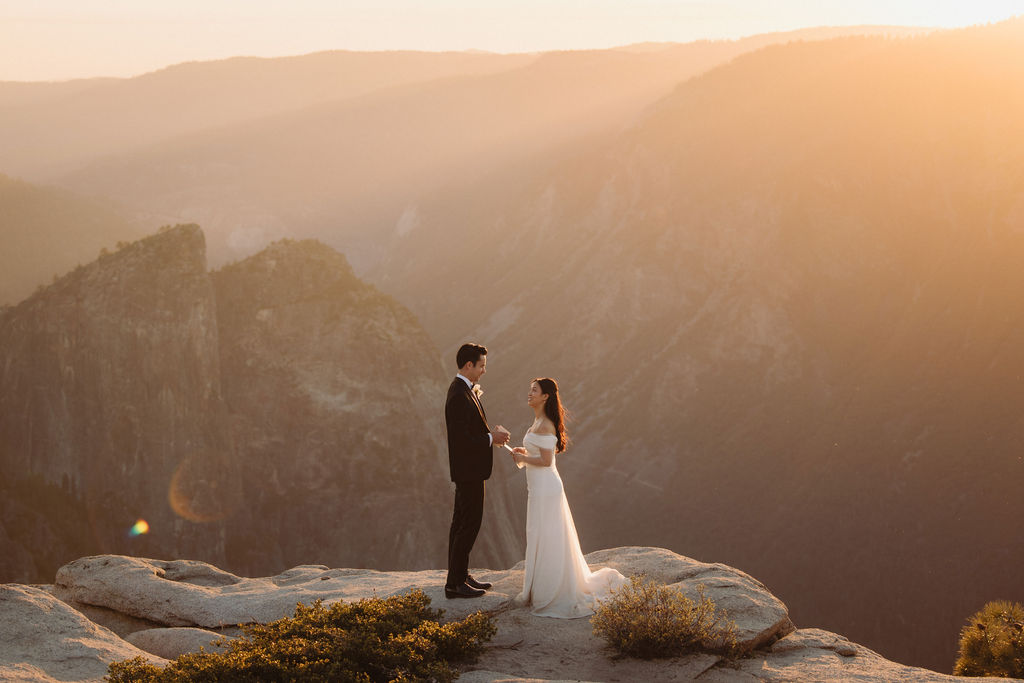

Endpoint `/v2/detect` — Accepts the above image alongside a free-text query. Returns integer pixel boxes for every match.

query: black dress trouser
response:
[446,480,484,587]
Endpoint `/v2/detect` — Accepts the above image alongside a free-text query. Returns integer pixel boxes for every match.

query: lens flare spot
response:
[129,519,150,537]
[168,457,234,523]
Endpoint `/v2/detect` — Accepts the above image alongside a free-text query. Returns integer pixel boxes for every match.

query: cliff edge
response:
[2,546,1001,683]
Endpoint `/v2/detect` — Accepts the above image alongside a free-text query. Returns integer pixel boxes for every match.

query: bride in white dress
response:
[510,377,626,618]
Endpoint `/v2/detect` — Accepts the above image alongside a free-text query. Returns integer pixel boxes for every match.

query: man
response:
[444,342,510,598]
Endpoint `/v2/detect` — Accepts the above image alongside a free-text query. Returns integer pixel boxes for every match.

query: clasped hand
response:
[492,425,511,446]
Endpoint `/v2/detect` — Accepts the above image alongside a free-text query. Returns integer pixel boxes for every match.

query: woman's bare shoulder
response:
[535,418,557,436]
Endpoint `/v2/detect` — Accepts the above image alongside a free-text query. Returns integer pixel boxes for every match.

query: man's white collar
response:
[456,373,473,388]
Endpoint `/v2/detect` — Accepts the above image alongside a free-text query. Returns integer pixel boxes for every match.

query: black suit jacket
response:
[445,377,493,482]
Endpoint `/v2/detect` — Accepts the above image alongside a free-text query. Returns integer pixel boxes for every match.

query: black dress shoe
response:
[444,582,485,599]
[465,575,492,591]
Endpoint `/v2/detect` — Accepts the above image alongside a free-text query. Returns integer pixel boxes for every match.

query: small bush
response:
[106,589,495,682]
[954,600,1024,678]
[591,575,739,660]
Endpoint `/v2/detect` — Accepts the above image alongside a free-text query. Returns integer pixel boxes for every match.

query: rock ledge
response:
[3,547,1002,682]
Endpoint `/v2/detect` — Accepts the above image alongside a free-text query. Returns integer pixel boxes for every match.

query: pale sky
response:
[1,0,1022,82]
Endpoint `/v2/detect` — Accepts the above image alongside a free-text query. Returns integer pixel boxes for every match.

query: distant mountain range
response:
[3,19,1022,673]
[0,27,923,279]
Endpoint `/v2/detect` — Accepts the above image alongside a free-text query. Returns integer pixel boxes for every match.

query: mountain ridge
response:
[0,224,482,584]
[0,26,928,274]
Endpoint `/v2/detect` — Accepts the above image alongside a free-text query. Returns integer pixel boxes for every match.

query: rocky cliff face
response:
[212,239,452,572]
[0,225,237,580]
[0,225,455,583]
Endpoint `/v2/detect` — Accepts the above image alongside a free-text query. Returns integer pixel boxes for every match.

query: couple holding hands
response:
[443,343,625,618]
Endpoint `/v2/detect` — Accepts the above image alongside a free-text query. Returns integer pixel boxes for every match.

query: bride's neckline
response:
[526,430,556,438]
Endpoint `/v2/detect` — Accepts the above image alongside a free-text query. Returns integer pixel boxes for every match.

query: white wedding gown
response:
[516,432,627,618]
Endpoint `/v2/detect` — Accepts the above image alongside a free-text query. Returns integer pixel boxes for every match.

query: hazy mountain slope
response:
[0,78,118,108]
[368,19,1024,671]
[48,27,920,268]
[0,51,536,178]
[55,48,717,265]
[0,174,147,305]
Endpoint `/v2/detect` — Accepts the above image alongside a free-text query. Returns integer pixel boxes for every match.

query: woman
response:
[510,377,626,618]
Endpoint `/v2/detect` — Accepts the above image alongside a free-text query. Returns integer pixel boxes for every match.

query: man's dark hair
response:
[456,343,487,369]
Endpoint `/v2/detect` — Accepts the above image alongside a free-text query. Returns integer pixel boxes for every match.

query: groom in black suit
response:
[444,342,510,599]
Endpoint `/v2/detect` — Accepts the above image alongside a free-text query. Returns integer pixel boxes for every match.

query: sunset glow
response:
[1,0,1020,81]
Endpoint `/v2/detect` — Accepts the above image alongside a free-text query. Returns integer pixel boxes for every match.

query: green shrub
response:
[954,600,1024,678]
[106,590,495,682]
[591,575,739,660]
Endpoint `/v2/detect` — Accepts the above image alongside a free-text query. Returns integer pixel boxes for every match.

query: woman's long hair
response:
[534,377,569,453]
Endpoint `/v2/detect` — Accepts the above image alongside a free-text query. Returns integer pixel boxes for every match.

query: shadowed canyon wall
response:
[0,226,236,578]
[0,226,517,584]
